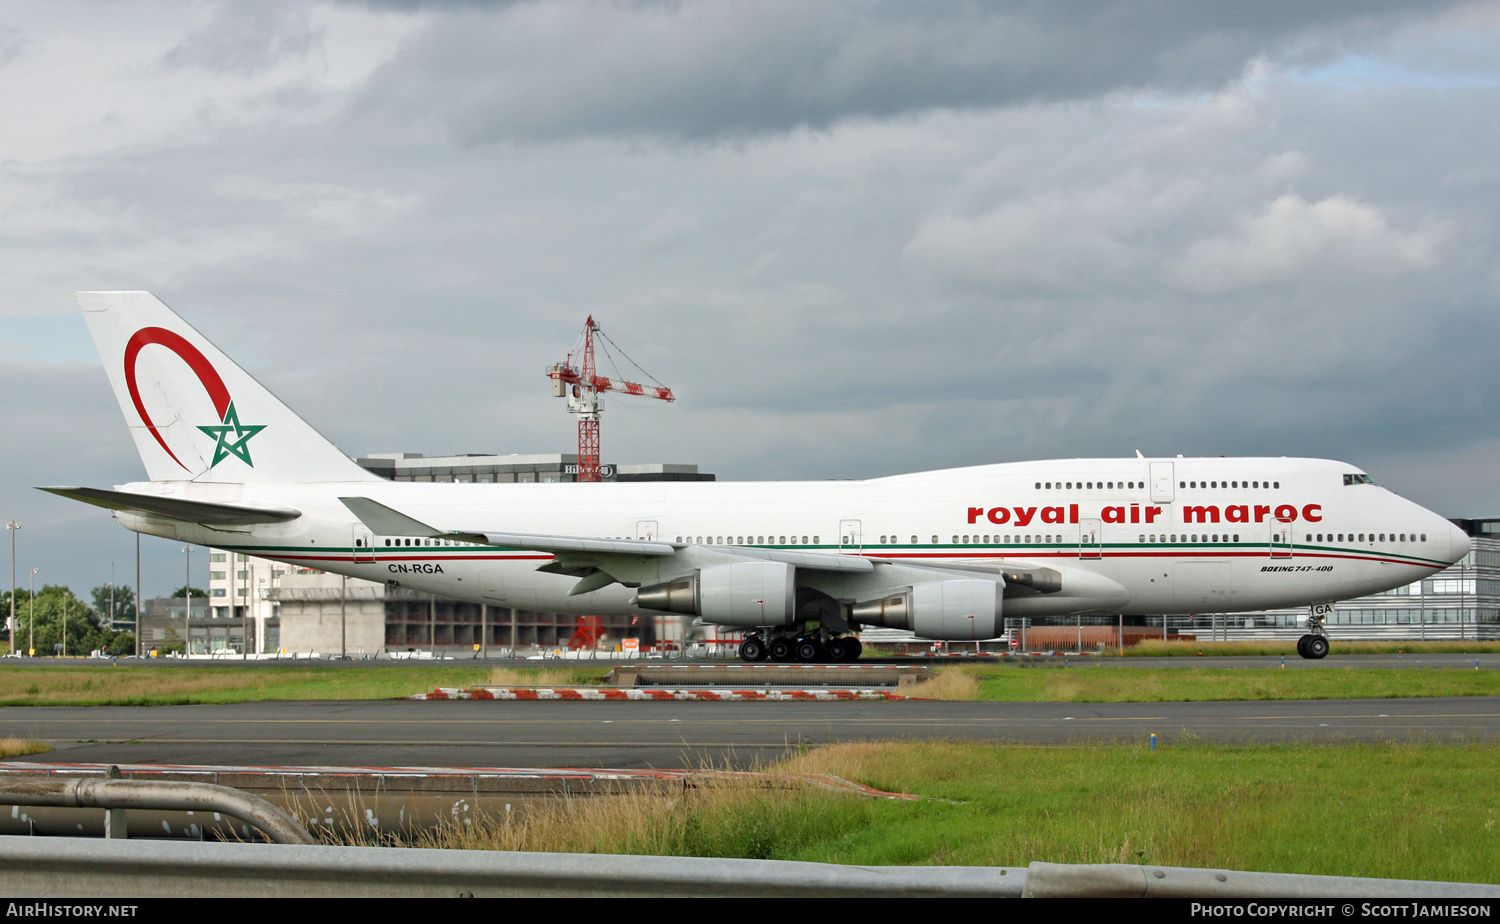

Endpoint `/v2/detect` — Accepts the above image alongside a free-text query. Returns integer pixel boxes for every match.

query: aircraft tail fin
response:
[78,291,381,484]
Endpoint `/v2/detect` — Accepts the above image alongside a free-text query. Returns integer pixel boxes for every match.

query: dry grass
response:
[909,670,982,700]
[484,666,598,687]
[293,773,873,858]
[0,736,51,758]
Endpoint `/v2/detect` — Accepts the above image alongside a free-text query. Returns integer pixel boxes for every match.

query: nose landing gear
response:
[1296,634,1329,659]
[1296,605,1332,659]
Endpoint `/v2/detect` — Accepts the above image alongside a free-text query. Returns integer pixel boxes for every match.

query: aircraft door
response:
[1079,517,1102,559]
[353,526,375,563]
[1150,462,1175,504]
[1270,519,1293,559]
[839,519,862,551]
[636,520,658,541]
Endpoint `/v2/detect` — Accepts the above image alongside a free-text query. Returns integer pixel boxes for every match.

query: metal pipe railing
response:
[0,776,315,845]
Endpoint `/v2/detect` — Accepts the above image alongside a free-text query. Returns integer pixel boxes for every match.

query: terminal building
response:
[194,453,713,656]
[169,451,1496,655]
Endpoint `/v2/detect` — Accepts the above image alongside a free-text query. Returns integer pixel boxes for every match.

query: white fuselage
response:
[115,456,1468,624]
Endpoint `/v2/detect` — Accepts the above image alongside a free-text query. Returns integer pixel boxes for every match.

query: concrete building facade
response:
[201,453,708,655]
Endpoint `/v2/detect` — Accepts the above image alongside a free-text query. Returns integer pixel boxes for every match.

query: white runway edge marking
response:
[411,687,914,701]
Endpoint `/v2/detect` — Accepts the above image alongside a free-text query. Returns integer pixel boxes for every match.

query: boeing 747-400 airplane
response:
[43,292,1470,661]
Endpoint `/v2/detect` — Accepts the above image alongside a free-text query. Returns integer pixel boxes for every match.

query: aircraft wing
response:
[39,486,302,526]
[340,496,1056,605]
[338,496,876,574]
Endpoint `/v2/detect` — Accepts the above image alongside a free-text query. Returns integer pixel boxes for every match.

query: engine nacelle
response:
[851,579,1002,640]
[634,561,796,627]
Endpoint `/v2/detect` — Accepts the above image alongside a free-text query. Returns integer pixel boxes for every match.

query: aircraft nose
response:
[1447,519,1472,565]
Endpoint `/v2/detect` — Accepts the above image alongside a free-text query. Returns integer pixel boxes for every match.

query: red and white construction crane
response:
[546,316,674,482]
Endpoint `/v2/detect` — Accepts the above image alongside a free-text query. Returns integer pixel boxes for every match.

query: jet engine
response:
[634,561,796,627]
[851,579,1002,640]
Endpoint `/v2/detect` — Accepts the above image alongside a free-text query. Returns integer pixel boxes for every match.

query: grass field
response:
[925,664,1500,702]
[0,664,610,706]
[386,740,1498,883]
[1123,639,1500,657]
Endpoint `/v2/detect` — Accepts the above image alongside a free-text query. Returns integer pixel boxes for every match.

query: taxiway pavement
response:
[3,696,1497,769]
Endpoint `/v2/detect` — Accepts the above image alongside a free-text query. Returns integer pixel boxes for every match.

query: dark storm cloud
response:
[354,0,1455,142]
[5,1,1500,596]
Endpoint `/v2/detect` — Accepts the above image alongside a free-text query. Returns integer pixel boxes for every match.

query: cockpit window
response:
[1343,473,1375,486]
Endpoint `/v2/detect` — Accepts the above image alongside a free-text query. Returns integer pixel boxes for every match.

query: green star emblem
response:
[197,401,266,468]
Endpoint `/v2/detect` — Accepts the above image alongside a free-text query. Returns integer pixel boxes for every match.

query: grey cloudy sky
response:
[1,0,1498,597]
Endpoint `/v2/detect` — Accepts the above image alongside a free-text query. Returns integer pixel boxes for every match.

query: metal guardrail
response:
[0,777,314,845]
[1020,863,1500,899]
[0,837,1495,898]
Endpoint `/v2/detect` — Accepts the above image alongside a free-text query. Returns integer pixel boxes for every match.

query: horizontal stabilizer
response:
[39,486,301,526]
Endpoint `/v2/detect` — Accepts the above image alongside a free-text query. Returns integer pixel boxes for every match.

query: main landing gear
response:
[738,631,862,663]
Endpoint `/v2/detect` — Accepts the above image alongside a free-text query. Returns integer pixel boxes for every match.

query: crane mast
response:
[546,316,674,482]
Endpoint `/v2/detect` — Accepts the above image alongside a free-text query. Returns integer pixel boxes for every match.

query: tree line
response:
[0,584,143,656]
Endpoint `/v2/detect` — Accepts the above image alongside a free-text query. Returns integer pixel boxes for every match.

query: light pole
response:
[181,545,194,655]
[5,522,17,647]
[28,568,36,657]
[134,533,141,658]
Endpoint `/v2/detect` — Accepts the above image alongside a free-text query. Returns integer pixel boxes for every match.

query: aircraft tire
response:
[769,638,795,662]
[825,638,849,662]
[795,639,821,662]
[846,638,862,661]
[1305,635,1329,659]
[1296,634,1312,658]
[739,638,767,662]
